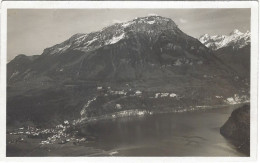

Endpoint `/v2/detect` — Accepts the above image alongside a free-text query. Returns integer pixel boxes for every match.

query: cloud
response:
[179,18,188,24]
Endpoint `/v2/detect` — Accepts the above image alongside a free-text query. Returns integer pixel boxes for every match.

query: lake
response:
[7,105,246,156]
[77,105,246,156]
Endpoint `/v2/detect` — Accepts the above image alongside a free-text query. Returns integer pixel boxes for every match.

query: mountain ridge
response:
[7,15,250,126]
[198,29,250,78]
[8,15,215,83]
[199,29,250,51]
[42,15,180,56]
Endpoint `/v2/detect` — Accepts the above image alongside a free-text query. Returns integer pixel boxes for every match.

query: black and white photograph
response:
[0,1,258,160]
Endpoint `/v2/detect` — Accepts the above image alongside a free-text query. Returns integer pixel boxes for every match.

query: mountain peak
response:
[199,29,250,50]
[42,15,180,56]
[127,15,176,27]
[230,29,243,35]
[201,34,209,37]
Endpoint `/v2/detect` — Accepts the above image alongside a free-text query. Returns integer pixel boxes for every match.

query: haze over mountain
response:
[7,16,249,127]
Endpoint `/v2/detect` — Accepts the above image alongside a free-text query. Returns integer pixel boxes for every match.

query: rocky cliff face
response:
[220,104,250,155]
[7,16,250,126]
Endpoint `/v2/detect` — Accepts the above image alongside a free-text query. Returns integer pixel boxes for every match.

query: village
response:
[7,120,88,145]
[7,86,248,146]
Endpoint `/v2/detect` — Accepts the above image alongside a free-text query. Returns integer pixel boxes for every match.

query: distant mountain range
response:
[199,29,250,78]
[199,29,250,51]
[7,16,250,127]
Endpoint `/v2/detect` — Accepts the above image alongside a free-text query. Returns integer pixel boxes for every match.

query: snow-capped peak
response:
[230,29,243,36]
[199,29,250,50]
[42,15,178,56]
[199,34,210,44]
[122,15,173,27]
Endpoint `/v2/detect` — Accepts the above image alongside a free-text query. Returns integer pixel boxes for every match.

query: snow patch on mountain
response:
[105,33,125,45]
[199,29,250,50]
[42,15,177,56]
[147,20,155,24]
[122,21,135,28]
[86,37,98,46]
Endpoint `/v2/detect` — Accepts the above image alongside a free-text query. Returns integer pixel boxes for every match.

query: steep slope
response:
[220,104,250,155]
[7,54,39,82]
[7,16,249,126]
[199,29,250,79]
[9,16,215,83]
[215,45,250,78]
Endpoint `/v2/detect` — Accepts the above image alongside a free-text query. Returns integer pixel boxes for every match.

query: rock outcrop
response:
[220,104,250,155]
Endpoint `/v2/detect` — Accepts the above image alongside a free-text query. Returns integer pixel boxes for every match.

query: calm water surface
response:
[79,106,246,156]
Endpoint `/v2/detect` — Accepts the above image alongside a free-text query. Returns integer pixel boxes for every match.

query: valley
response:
[6,15,251,156]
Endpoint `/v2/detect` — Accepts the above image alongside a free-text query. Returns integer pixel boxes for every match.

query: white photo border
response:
[0,1,258,162]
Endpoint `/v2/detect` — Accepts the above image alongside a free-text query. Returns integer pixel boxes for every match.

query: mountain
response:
[199,30,250,78]
[7,54,39,82]
[199,29,250,51]
[7,16,249,127]
[8,15,215,83]
[214,44,250,78]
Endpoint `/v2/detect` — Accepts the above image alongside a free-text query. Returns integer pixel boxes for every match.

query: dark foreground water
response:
[7,105,246,156]
[78,106,245,156]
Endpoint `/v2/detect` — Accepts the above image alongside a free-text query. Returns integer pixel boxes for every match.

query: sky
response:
[7,9,250,61]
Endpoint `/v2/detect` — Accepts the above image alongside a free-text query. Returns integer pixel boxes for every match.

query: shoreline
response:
[6,104,247,157]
